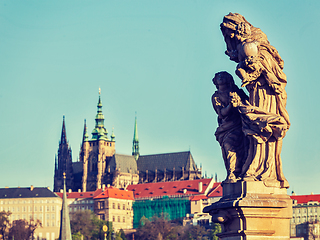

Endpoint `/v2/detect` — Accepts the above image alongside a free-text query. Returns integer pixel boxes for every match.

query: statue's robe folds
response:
[237,92,289,188]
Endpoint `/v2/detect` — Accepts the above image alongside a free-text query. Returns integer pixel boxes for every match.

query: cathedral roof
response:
[0,187,58,199]
[137,151,198,173]
[109,154,138,174]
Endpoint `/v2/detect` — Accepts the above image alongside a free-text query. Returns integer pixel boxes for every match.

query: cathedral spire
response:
[59,173,72,240]
[54,116,73,192]
[91,89,108,141]
[60,116,67,145]
[82,119,88,143]
[132,113,139,160]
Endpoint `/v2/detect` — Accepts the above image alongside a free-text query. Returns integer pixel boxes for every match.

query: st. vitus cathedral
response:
[54,92,202,192]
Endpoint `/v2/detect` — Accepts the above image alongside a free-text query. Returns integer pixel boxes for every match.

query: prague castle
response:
[54,92,202,192]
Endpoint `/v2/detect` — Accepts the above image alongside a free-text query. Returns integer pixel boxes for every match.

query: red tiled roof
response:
[290,194,320,204]
[127,179,217,199]
[190,195,208,201]
[55,187,133,200]
[207,183,223,198]
[94,187,134,200]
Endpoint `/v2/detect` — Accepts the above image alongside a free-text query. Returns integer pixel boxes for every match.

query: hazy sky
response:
[1,1,319,195]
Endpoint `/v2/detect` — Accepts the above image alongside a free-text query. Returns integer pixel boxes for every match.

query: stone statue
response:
[213,13,290,188]
[211,71,248,183]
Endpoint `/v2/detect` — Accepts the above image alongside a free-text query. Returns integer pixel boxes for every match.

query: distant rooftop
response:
[0,187,58,199]
[55,187,134,200]
[291,194,320,205]
[127,178,221,200]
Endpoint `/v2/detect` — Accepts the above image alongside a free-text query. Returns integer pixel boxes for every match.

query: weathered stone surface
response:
[204,182,292,239]
[212,13,290,189]
[207,13,292,239]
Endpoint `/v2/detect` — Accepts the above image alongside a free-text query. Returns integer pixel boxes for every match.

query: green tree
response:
[8,219,41,240]
[91,217,112,240]
[135,216,178,240]
[119,229,127,240]
[181,225,208,240]
[0,211,11,240]
[210,223,221,240]
[70,210,95,239]
[72,231,83,240]
[70,210,112,240]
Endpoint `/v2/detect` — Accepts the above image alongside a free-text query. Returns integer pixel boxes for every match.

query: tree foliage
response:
[0,211,11,240]
[70,210,112,240]
[8,219,41,240]
[135,216,221,240]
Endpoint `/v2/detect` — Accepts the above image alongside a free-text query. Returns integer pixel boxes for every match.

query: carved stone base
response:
[203,181,292,240]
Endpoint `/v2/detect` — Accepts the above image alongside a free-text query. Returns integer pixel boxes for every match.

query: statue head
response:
[213,71,235,90]
[235,22,251,39]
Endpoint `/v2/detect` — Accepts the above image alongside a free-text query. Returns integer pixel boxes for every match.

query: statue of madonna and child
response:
[212,13,290,189]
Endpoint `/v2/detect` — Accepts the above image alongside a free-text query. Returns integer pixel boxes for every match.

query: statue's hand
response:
[230,92,241,108]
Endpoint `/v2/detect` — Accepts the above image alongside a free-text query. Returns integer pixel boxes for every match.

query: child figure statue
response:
[211,71,248,184]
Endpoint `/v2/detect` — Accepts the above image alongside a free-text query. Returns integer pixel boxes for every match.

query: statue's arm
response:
[211,94,232,119]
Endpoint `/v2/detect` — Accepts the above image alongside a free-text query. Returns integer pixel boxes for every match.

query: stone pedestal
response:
[203,181,292,240]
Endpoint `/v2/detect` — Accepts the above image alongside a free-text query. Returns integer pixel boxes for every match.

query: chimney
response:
[30,185,34,191]
[60,189,63,193]
[78,189,81,193]
[102,184,106,191]
[198,182,203,193]
[68,189,72,193]
[107,184,110,188]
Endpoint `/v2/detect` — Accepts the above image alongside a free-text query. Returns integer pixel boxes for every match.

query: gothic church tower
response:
[80,91,116,191]
[54,116,74,192]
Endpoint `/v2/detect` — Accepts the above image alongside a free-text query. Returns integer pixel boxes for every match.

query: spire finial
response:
[59,172,72,240]
[132,113,140,160]
[111,126,115,141]
[99,87,101,95]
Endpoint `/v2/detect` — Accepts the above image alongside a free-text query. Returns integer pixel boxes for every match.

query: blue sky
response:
[0,0,319,195]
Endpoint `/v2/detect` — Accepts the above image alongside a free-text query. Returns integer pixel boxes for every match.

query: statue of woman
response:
[220,13,290,188]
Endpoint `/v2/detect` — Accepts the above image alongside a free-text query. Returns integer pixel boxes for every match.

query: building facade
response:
[127,178,221,228]
[290,193,320,239]
[56,186,134,231]
[0,186,62,240]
